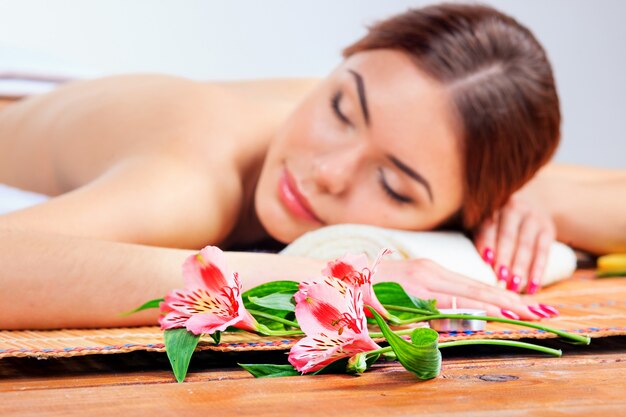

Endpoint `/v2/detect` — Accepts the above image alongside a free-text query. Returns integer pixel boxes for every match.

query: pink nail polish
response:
[527,278,540,295]
[539,304,560,317]
[500,309,520,320]
[507,274,522,292]
[497,265,510,282]
[482,248,495,266]
[528,306,550,319]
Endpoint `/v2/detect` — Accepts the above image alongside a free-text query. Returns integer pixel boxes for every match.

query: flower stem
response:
[365,337,562,359]
[388,310,590,345]
[439,339,562,357]
[264,329,305,337]
[365,346,393,357]
[247,309,301,329]
[369,329,415,338]
[383,304,435,316]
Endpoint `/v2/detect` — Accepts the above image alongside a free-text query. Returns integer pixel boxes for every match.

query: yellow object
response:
[597,254,626,273]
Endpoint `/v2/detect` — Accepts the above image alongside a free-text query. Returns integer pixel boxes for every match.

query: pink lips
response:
[278,168,321,223]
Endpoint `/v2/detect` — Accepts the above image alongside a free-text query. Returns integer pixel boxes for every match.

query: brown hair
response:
[343,3,561,230]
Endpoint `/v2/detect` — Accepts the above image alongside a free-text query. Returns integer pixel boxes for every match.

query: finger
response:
[526,229,555,294]
[426,291,510,318]
[495,207,523,285]
[418,258,518,301]
[473,213,499,267]
[509,215,541,293]
[423,290,538,321]
[400,260,552,320]
[419,261,537,320]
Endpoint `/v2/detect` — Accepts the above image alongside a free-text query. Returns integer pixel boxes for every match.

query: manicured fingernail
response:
[497,265,510,282]
[528,306,550,319]
[527,278,540,295]
[539,304,560,317]
[500,309,520,320]
[482,248,495,266]
[507,274,522,292]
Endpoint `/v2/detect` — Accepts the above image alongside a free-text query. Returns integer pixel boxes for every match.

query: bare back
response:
[0,74,321,248]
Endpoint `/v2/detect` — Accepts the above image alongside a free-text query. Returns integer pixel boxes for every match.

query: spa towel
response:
[281,224,576,287]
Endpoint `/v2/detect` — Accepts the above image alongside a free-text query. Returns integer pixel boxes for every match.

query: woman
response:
[0,4,624,329]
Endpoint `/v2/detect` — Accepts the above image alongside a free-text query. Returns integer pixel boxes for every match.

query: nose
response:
[312,145,366,195]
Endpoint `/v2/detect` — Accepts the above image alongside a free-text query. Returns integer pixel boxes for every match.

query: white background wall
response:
[0,0,624,168]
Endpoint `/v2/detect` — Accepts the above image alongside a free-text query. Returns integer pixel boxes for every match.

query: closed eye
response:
[331,90,351,125]
[378,168,413,204]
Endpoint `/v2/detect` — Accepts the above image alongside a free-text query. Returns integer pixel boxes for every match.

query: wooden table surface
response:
[1,335,624,417]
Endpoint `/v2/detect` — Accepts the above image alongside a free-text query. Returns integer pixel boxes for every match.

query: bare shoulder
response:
[0,74,320,247]
[540,162,626,181]
[0,74,241,194]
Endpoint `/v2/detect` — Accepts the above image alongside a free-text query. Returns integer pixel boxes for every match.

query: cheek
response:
[323,185,402,226]
[282,98,339,152]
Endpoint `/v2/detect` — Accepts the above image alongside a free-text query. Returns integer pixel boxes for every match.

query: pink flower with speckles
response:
[323,249,392,319]
[288,277,380,374]
[159,246,260,335]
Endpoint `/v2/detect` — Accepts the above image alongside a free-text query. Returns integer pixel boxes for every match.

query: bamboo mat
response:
[1,272,624,359]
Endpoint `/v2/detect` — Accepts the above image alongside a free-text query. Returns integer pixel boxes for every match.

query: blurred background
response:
[0,0,624,168]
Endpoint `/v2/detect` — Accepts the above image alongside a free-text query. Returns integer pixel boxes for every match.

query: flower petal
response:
[235,307,261,333]
[288,334,351,373]
[324,250,392,320]
[182,246,232,292]
[164,288,235,317]
[288,333,380,374]
[158,301,191,330]
[185,311,241,335]
[322,253,370,284]
[295,278,362,336]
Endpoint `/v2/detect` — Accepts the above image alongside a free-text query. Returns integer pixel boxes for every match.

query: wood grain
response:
[1,338,624,417]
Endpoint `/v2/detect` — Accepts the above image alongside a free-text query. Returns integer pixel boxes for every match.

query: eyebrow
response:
[347,69,432,203]
[347,69,370,126]
[386,154,434,203]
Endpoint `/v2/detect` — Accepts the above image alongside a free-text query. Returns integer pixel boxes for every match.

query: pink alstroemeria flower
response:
[288,277,381,374]
[159,246,259,335]
[323,249,391,319]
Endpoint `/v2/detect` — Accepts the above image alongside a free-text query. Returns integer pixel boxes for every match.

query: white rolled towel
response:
[281,224,576,287]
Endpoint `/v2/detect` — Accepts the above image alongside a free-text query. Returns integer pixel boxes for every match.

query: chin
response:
[261,215,303,244]
[254,197,298,244]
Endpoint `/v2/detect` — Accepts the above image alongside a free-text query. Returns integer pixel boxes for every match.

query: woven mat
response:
[1,272,624,359]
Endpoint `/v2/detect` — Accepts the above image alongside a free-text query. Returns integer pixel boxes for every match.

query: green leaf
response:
[163,328,201,383]
[373,282,439,319]
[242,281,299,330]
[248,292,295,312]
[409,295,439,314]
[120,298,164,316]
[210,331,221,345]
[312,352,380,376]
[368,307,441,380]
[238,363,300,378]
[242,281,300,299]
[312,357,350,375]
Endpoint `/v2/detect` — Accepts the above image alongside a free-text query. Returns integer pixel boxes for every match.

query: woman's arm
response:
[1,227,540,330]
[522,163,626,254]
[0,228,327,330]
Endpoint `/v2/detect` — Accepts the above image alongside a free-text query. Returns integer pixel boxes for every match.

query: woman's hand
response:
[378,258,558,320]
[473,192,556,294]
